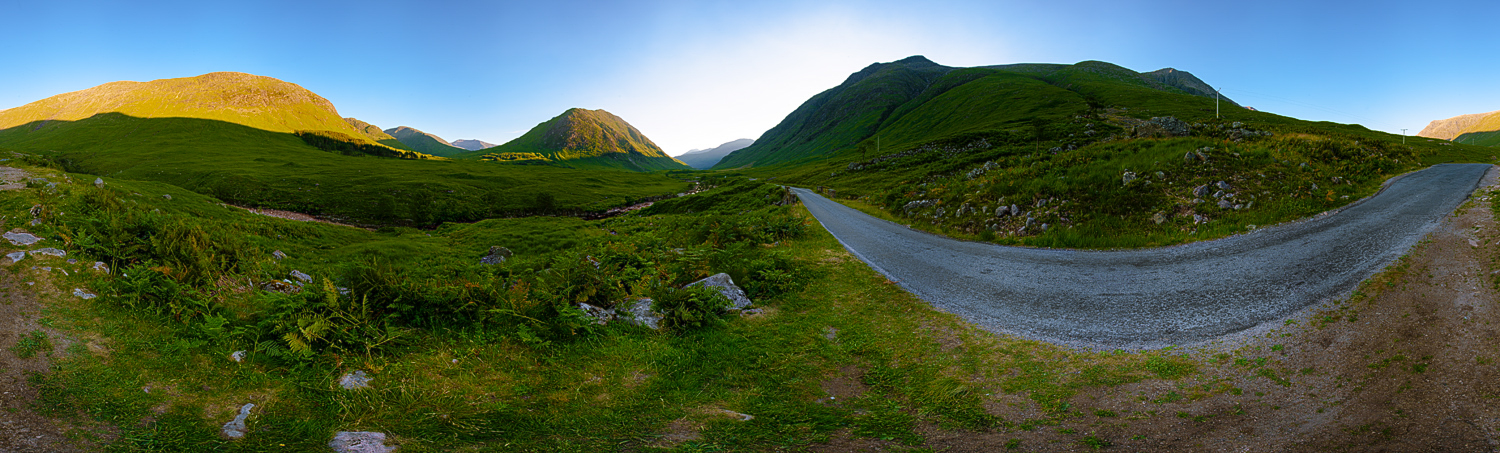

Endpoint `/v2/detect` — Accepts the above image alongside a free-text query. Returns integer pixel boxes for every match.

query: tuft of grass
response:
[10,330,52,358]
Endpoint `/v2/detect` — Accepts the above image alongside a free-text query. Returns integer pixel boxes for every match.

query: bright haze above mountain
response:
[4,0,1499,154]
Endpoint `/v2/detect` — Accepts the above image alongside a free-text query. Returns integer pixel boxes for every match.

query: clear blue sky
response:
[3,0,1497,154]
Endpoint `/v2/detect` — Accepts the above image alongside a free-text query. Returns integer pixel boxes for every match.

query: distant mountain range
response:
[1420,110,1500,147]
[344,117,413,150]
[450,139,496,151]
[459,108,688,171]
[384,126,467,157]
[715,56,1241,169]
[676,138,753,169]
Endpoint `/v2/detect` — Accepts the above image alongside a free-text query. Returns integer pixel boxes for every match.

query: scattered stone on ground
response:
[289,270,312,283]
[91,261,108,273]
[162,194,171,200]
[4,231,41,246]
[685,273,753,310]
[622,298,661,330]
[339,370,372,390]
[93,178,103,188]
[329,431,397,453]
[71,288,96,300]
[230,350,246,363]
[260,280,299,293]
[220,403,254,439]
[6,251,24,263]
[578,303,615,325]
[272,250,287,260]
[31,248,65,258]
[479,246,512,265]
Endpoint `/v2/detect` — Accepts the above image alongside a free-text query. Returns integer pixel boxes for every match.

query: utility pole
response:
[1401,128,1407,145]
[1215,86,1220,119]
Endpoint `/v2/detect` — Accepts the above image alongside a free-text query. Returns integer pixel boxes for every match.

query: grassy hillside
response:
[0,114,686,226]
[1419,110,1500,141]
[462,108,690,172]
[1458,130,1500,147]
[343,117,413,150]
[385,125,467,157]
[711,58,1498,248]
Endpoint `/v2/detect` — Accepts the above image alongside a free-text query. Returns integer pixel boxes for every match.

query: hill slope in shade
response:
[676,138,753,169]
[1420,110,1500,144]
[0,72,363,135]
[385,126,467,157]
[714,57,1243,169]
[344,117,413,150]
[450,139,496,150]
[461,108,689,171]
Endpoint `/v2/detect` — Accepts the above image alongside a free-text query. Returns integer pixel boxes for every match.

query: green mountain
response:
[714,57,1240,169]
[676,138,753,169]
[385,125,467,157]
[1419,110,1500,147]
[344,117,413,150]
[0,73,688,226]
[460,108,689,171]
[450,139,496,150]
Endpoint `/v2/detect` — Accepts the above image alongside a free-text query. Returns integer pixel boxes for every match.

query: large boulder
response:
[621,298,662,330]
[479,246,512,265]
[685,273,753,310]
[329,431,397,453]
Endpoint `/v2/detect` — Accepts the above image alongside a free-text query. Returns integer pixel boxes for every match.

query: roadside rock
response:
[479,246,512,265]
[329,431,397,453]
[339,370,372,390]
[685,273,753,310]
[4,231,41,246]
[221,403,254,439]
[622,298,662,330]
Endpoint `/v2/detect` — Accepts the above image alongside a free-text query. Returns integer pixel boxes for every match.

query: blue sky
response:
[3,0,1497,154]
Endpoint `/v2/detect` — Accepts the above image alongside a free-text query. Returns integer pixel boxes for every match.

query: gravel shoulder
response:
[794,163,1492,349]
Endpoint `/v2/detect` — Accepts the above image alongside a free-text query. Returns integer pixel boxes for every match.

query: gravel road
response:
[794,164,1492,349]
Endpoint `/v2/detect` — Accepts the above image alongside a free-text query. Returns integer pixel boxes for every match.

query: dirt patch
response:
[0,166,29,191]
[0,258,92,451]
[818,365,869,406]
[808,166,1500,451]
[228,204,369,230]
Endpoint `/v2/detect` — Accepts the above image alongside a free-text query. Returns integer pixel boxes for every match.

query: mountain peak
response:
[459,108,687,171]
[384,126,466,157]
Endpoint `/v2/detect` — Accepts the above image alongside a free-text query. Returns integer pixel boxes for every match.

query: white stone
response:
[329,431,396,453]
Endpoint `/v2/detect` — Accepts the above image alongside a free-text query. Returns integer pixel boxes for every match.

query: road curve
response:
[794,164,1492,349]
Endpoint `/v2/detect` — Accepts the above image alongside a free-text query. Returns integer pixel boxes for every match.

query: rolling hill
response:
[1420,110,1500,147]
[344,117,413,150]
[460,108,689,171]
[385,126,467,157]
[0,72,688,226]
[675,138,753,169]
[713,56,1242,169]
[450,139,496,150]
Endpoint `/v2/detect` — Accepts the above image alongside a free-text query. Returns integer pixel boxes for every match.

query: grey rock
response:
[1149,116,1191,136]
[29,218,40,226]
[1216,181,1232,190]
[94,178,104,188]
[231,350,246,363]
[1213,190,1224,199]
[621,298,661,330]
[1311,183,1320,191]
[995,205,1010,217]
[339,370,372,390]
[1121,172,1137,185]
[4,231,42,246]
[480,246,512,265]
[578,303,615,325]
[289,270,312,283]
[272,250,287,260]
[6,251,24,263]
[28,204,41,216]
[1193,214,1209,224]
[72,288,96,300]
[1218,199,1233,209]
[1011,204,1019,216]
[329,431,397,453]
[162,194,172,200]
[1184,152,1196,163]
[92,261,109,273]
[32,248,65,257]
[261,280,299,293]
[1193,185,1211,198]
[221,403,254,439]
[1151,212,1168,224]
[685,273,753,310]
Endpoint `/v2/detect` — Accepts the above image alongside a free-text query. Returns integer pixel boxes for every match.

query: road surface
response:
[793,164,1491,348]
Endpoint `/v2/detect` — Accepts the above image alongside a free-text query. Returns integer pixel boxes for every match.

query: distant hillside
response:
[385,126,467,157]
[450,139,496,151]
[344,117,413,150]
[714,57,1244,169]
[460,108,689,172]
[0,71,361,135]
[1420,110,1500,147]
[676,138,753,169]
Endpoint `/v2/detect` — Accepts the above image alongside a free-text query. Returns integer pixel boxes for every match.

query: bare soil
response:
[813,166,1500,452]
[0,253,90,452]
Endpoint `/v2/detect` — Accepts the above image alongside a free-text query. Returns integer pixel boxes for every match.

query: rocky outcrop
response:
[1419,110,1500,140]
[685,273,753,310]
